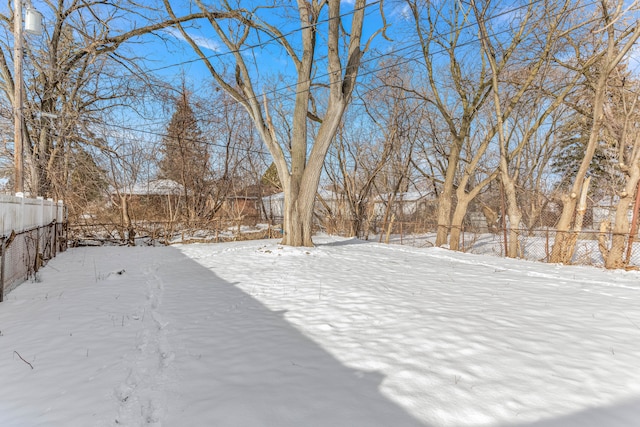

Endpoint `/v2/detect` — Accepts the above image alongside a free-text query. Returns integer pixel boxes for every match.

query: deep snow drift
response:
[0,236,639,426]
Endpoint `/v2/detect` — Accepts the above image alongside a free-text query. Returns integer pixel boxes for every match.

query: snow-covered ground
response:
[1,236,639,426]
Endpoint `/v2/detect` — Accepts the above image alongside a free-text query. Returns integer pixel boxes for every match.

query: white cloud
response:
[166,27,221,52]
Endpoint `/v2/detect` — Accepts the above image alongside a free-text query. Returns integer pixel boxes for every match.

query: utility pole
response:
[13,1,42,196]
[13,0,23,194]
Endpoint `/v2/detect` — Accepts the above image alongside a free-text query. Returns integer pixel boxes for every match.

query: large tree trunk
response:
[550,87,603,264]
[448,196,469,251]
[605,195,634,269]
[551,195,578,263]
[501,170,523,258]
[448,169,497,251]
[435,138,462,246]
[552,177,591,263]
[600,167,640,269]
[281,105,346,246]
[504,189,523,258]
[283,184,315,247]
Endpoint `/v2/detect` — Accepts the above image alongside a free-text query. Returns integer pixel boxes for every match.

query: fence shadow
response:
[506,397,640,427]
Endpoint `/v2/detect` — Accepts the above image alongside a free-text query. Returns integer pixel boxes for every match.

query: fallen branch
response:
[13,351,34,369]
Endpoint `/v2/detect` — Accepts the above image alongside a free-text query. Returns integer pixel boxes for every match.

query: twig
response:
[13,351,34,369]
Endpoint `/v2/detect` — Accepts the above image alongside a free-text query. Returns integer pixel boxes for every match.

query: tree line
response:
[0,0,639,267]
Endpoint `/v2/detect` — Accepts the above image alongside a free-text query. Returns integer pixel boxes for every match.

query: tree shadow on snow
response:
[156,247,427,427]
[315,237,372,248]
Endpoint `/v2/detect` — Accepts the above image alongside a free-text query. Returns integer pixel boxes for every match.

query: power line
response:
[148,0,547,75]
[148,0,601,107]
[82,117,274,157]
[145,0,383,73]
[75,0,603,157]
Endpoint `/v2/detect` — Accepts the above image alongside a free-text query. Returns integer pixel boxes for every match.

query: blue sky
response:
[131,1,395,92]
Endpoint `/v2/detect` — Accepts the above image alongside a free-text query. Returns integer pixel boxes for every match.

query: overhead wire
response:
[145,0,383,73]
[83,0,604,153]
[139,0,602,106]
[82,116,274,157]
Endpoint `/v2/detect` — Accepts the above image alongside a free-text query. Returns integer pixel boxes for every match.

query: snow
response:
[385,232,640,267]
[1,235,639,426]
[116,179,184,196]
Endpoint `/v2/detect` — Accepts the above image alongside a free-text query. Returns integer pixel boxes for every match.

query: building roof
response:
[116,179,184,196]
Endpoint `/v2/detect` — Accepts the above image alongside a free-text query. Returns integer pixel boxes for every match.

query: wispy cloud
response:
[166,27,221,52]
[389,4,412,21]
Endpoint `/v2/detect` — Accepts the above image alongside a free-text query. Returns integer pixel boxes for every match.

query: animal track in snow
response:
[113,265,173,426]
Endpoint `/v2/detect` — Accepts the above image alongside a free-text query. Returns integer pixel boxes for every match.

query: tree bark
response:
[435,139,462,247]
[448,196,468,251]
[121,195,135,246]
[601,148,640,268]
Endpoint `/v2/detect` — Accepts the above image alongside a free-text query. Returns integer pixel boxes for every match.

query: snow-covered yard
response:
[1,236,639,426]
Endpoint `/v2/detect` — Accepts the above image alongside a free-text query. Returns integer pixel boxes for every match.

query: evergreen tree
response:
[552,111,615,194]
[261,162,282,190]
[552,62,629,200]
[159,90,210,219]
[67,146,108,218]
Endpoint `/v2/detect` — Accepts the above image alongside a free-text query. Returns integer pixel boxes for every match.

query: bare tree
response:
[325,116,391,238]
[516,106,566,233]
[0,0,206,198]
[102,137,150,246]
[204,88,265,222]
[404,0,494,247]
[164,0,383,246]
[597,71,640,268]
[355,63,423,238]
[472,0,578,257]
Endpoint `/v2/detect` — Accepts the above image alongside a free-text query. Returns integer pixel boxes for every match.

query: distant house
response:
[371,191,435,220]
[116,179,185,197]
[221,184,280,221]
[112,179,185,221]
[261,189,349,222]
[261,191,285,221]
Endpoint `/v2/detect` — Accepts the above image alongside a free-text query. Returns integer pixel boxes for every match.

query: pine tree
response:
[552,111,615,195]
[159,90,210,219]
[552,62,629,200]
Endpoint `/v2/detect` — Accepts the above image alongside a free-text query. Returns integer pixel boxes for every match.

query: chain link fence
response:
[375,225,639,268]
[67,217,283,246]
[359,211,640,269]
[66,198,640,269]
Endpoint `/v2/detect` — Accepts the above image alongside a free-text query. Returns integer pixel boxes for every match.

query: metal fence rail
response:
[0,195,67,302]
